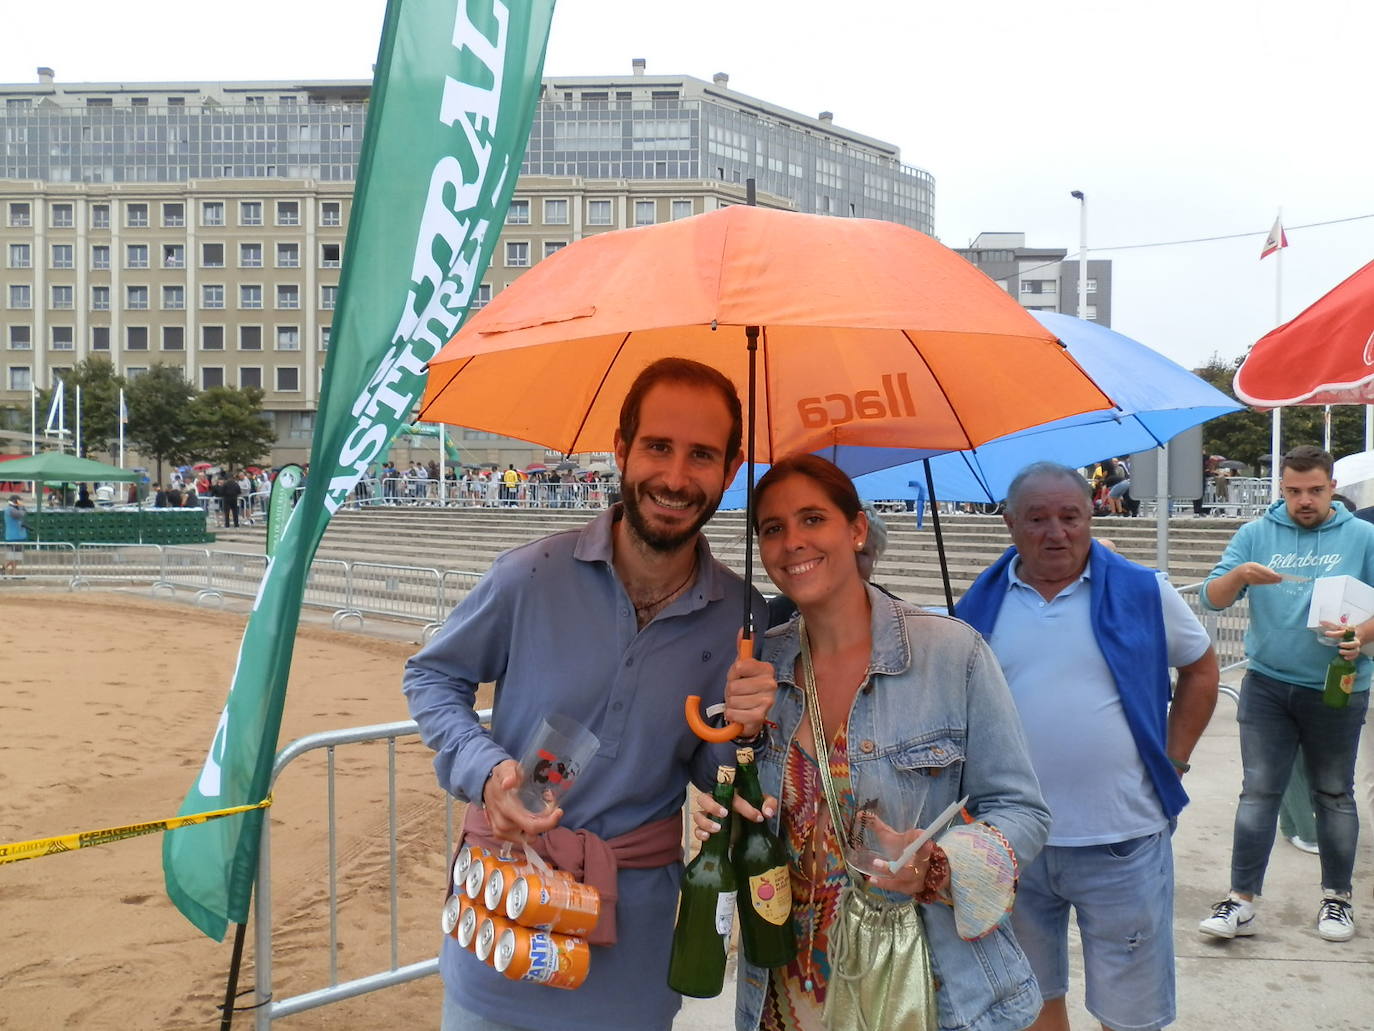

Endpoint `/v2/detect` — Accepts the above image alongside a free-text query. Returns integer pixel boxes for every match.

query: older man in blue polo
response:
[956,461,1219,1031]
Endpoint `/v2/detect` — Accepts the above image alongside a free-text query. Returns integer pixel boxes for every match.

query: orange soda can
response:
[441,894,466,938]
[475,913,514,964]
[484,862,538,914]
[505,872,601,937]
[493,926,591,989]
[456,904,479,950]
[452,844,490,892]
[465,852,521,901]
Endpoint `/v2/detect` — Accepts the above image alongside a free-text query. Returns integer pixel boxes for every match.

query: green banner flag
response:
[163,0,556,941]
[264,464,302,557]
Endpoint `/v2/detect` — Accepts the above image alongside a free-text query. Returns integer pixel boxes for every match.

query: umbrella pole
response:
[923,460,955,613]
[743,325,759,640]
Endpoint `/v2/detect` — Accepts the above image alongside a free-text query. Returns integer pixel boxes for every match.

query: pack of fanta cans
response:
[441,843,601,990]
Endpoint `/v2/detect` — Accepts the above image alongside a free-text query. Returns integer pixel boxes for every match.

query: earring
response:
[856,540,865,551]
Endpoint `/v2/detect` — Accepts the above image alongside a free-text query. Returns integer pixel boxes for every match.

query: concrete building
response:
[955,231,1113,326]
[0,64,935,466]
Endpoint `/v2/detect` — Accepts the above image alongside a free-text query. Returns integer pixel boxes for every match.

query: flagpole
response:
[119,388,126,469]
[438,423,446,506]
[1270,211,1283,503]
[75,384,83,457]
[29,384,37,455]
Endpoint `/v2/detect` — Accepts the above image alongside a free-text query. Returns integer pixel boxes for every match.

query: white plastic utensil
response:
[884,795,969,875]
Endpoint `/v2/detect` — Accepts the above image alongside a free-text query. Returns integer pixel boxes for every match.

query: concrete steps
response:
[212,507,1245,607]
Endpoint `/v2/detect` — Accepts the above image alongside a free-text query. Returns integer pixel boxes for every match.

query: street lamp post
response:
[1070,190,1087,320]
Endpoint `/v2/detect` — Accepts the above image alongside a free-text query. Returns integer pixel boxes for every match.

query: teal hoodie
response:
[1202,500,1374,691]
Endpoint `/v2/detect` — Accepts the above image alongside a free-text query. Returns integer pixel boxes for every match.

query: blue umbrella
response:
[725,311,1240,506]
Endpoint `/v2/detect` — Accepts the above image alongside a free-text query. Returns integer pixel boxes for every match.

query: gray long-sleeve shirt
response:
[404,506,765,1030]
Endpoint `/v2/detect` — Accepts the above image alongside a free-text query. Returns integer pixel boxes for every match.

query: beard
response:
[620,475,722,553]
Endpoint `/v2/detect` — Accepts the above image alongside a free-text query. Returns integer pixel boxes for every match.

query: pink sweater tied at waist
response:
[459,806,683,946]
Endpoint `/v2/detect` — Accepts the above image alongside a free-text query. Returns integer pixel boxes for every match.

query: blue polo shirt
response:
[987,560,1209,845]
[404,506,765,1031]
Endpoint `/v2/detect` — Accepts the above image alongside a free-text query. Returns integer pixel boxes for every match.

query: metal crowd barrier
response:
[1178,581,1250,704]
[252,712,492,1028]
[0,541,80,588]
[358,476,612,511]
[346,562,446,636]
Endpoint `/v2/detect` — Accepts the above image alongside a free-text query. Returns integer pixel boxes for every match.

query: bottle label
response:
[714,890,737,936]
[1340,672,1355,695]
[748,866,792,926]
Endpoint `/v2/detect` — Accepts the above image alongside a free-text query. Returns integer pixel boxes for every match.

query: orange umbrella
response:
[418,205,1114,462]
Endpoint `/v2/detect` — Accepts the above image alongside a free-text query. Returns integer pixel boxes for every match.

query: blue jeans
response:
[1012,831,1175,1031]
[1231,670,1369,895]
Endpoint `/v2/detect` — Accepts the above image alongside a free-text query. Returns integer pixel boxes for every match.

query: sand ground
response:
[0,589,464,1030]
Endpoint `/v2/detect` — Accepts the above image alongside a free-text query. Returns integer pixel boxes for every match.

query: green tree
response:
[125,364,196,482]
[1194,353,1366,468]
[187,386,277,473]
[33,357,125,458]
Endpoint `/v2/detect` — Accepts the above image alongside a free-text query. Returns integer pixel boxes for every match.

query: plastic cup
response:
[840,794,922,880]
[516,715,599,813]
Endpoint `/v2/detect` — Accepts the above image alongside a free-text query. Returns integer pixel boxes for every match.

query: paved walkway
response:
[677,673,1374,1030]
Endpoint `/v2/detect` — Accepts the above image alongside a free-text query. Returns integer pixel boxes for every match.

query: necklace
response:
[631,557,697,618]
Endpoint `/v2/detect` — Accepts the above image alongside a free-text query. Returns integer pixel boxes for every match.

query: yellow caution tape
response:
[0,796,272,866]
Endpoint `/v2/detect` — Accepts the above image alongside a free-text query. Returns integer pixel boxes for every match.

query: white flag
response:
[118,388,128,425]
[45,378,65,433]
[1260,215,1288,259]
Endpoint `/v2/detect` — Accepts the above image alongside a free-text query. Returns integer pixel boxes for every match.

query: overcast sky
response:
[6,0,1372,373]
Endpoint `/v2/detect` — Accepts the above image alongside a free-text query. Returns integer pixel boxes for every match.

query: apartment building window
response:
[471,284,491,309]
[201,326,224,351]
[92,285,110,311]
[319,326,331,350]
[276,366,300,392]
[162,285,185,310]
[162,326,185,351]
[125,326,149,351]
[51,285,74,309]
[8,366,32,391]
[91,204,110,229]
[201,367,225,389]
[320,285,337,310]
[125,202,148,228]
[162,244,184,269]
[91,244,110,269]
[9,326,32,350]
[202,242,225,268]
[276,325,300,351]
[288,411,314,438]
[671,199,693,220]
[276,200,300,226]
[239,325,263,351]
[240,284,263,309]
[51,326,75,350]
[239,366,263,390]
[162,202,184,228]
[543,198,568,225]
[91,327,109,351]
[51,244,74,269]
[505,241,530,267]
[1085,278,1098,294]
[235,242,261,269]
[544,241,566,260]
[51,203,74,228]
[125,366,147,380]
[8,243,30,268]
[276,242,300,268]
[202,284,225,309]
[126,285,149,310]
[320,201,341,226]
[320,243,340,268]
[127,244,149,269]
[9,284,32,309]
[1083,304,1098,321]
[586,199,612,226]
[9,202,32,227]
[240,201,263,226]
[634,200,656,226]
[202,201,225,226]
[506,199,531,224]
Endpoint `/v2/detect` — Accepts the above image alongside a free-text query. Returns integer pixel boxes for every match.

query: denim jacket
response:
[734,584,1052,1031]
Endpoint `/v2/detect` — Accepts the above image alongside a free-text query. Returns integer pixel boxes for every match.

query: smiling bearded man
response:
[404,356,775,1031]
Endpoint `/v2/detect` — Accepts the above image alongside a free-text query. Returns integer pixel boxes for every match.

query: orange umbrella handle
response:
[685,696,742,743]
[684,636,754,743]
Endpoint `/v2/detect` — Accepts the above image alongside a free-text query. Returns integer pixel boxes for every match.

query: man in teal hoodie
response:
[1199,446,1374,943]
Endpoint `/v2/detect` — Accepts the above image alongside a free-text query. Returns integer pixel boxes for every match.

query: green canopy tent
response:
[0,452,144,542]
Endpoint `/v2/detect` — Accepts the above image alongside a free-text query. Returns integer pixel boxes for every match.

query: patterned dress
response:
[760,724,854,1031]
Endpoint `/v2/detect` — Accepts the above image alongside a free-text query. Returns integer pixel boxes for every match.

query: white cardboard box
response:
[1305,574,1374,656]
